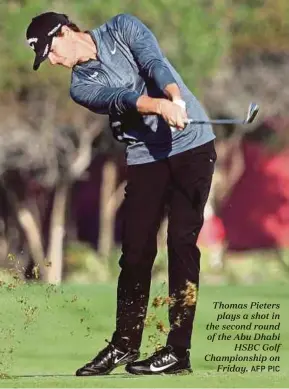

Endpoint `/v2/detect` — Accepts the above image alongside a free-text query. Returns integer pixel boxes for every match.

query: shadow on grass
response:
[9,373,138,379]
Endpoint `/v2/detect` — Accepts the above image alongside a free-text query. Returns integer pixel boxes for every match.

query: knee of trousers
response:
[167,227,201,247]
[119,246,157,270]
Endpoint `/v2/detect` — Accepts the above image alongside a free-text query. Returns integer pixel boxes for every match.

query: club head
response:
[246,103,259,123]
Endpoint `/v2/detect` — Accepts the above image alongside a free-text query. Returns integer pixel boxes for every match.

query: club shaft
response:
[186,118,245,125]
[185,103,259,126]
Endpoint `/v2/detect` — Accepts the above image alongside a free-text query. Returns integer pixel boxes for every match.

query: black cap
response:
[26,12,69,71]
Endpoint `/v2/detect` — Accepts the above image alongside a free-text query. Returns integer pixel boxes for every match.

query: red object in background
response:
[198,215,226,246]
[220,141,289,250]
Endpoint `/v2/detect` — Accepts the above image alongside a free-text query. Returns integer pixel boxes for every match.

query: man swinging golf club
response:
[26,11,217,376]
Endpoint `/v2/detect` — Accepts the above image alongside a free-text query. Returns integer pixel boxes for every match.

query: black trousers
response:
[112,140,216,350]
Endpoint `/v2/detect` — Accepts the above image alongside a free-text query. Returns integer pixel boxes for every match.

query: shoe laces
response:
[149,345,173,363]
[92,339,117,362]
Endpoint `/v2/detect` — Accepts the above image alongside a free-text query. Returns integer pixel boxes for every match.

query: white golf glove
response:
[170,99,186,133]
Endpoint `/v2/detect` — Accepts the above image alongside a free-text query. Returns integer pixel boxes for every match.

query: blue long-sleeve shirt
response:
[70,13,215,165]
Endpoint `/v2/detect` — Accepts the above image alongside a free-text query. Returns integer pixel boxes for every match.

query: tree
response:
[0,0,228,97]
[0,94,105,283]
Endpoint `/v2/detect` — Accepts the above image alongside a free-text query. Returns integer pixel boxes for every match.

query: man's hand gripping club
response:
[136,95,188,130]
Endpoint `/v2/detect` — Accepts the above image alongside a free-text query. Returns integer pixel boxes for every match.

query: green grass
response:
[0,281,288,387]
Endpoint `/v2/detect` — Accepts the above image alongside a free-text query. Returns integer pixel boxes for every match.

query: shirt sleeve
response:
[70,81,141,116]
[115,14,176,92]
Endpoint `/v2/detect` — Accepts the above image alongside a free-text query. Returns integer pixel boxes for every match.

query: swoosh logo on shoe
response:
[114,352,129,364]
[150,361,176,372]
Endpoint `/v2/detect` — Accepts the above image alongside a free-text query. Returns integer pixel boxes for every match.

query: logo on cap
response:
[47,23,62,36]
[27,37,38,50]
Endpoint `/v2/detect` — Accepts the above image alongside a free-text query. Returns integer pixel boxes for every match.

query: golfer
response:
[26,12,216,376]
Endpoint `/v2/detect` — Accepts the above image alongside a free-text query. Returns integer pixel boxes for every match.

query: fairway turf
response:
[0,282,288,388]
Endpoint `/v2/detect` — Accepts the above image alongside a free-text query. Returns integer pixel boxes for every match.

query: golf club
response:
[185,102,259,125]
